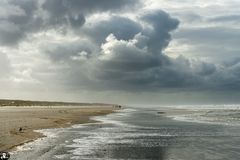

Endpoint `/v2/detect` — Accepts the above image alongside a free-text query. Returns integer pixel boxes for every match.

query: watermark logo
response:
[0,152,10,160]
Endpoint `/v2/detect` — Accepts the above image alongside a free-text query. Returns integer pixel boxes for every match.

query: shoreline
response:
[0,105,116,152]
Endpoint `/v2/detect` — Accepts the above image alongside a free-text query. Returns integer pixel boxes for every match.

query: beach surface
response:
[0,105,115,152]
[7,106,240,160]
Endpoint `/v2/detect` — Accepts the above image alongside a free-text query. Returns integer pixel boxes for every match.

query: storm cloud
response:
[0,0,140,46]
[1,0,240,103]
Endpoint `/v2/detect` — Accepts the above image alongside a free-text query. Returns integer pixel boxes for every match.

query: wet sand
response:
[0,105,115,151]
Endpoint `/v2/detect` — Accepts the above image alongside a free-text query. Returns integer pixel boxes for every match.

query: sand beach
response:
[0,105,115,151]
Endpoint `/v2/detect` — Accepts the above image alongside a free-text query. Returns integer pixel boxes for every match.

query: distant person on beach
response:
[114,105,122,109]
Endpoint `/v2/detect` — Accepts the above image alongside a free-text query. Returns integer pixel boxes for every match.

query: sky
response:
[0,0,240,105]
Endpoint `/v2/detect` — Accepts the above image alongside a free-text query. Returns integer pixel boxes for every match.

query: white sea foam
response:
[165,104,240,110]
[168,113,240,126]
[54,154,70,159]
[12,109,122,155]
[12,128,63,154]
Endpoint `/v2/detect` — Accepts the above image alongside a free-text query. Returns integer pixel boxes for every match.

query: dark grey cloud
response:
[2,0,240,99]
[0,0,141,46]
[195,61,216,76]
[40,10,186,91]
[42,39,95,63]
[141,10,180,53]
[85,10,182,90]
[0,20,24,45]
[81,16,142,44]
[42,0,140,14]
[41,0,141,30]
[41,0,85,29]
[0,0,39,45]
[45,9,240,92]
[47,10,197,91]
[209,59,240,90]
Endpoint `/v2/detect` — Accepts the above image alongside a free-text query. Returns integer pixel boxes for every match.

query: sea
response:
[11,105,240,160]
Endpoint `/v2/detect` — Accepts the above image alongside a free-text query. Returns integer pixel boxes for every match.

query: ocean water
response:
[11,107,240,160]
